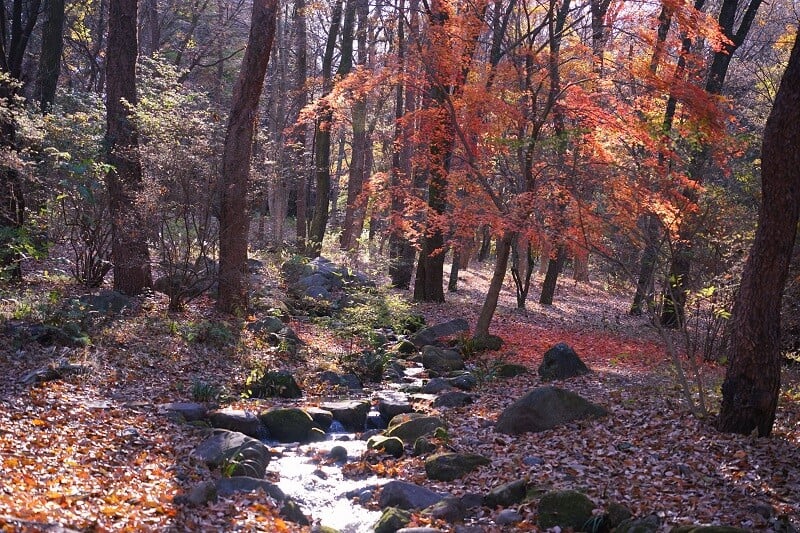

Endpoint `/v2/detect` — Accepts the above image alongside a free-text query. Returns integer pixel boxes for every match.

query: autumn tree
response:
[216,0,278,314]
[718,26,800,437]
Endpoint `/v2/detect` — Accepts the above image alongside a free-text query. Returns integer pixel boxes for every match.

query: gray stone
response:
[246,370,302,399]
[537,490,595,530]
[78,290,133,314]
[246,316,285,335]
[393,339,417,355]
[447,373,477,391]
[259,408,315,442]
[191,429,270,477]
[421,378,453,394]
[538,342,591,381]
[423,496,467,523]
[377,393,415,422]
[495,386,608,435]
[614,515,661,533]
[318,370,363,390]
[159,402,208,422]
[495,363,529,378]
[379,481,447,510]
[386,414,447,443]
[484,479,528,508]
[496,509,523,526]
[433,391,473,408]
[396,529,446,533]
[410,319,470,348]
[328,445,348,462]
[422,346,465,372]
[412,437,437,456]
[215,476,285,501]
[425,453,491,481]
[319,400,371,432]
[185,481,217,505]
[208,409,266,439]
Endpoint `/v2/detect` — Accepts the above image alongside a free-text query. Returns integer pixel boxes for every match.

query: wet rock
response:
[386,414,446,443]
[537,490,595,530]
[281,497,310,526]
[367,435,405,458]
[425,453,491,481]
[433,391,473,408]
[191,430,270,477]
[538,342,590,381]
[484,478,528,508]
[410,319,469,348]
[208,409,266,439]
[375,507,412,533]
[379,480,447,510]
[259,408,315,442]
[366,410,387,430]
[306,407,334,432]
[215,476,284,501]
[327,445,349,462]
[319,400,371,432]
[376,394,415,423]
[422,346,465,372]
[495,386,607,435]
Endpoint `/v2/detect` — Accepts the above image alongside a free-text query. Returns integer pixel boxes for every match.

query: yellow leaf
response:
[31,419,48,427]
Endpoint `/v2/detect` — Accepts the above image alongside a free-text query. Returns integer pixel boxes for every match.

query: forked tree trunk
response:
[105,0,152,295]
[216,0,278,314]
[718,29,800,437]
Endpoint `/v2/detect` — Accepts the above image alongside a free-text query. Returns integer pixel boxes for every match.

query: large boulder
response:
[386,414,446,443]
[538,342,590,381]
[319,400,371,432]
[191,430,271,477]
[537,490,595,530]
[208,409,266,439]
[495,386,607,435]
[422,346,465,373]
[425,453,491,481]
[379,480,447,510]
[367,435,405,458]
[410,319,470,348]
[259,408,315,442]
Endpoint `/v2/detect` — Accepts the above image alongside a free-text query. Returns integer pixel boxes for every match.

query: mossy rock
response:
[484,479,528,508]
[374,507,412,533]
[425,452,491,481]
[537,490,595,530]
[495,363,529,378]
[259,408,314,442]
[245,370,302,399]
[413,437,437,456]
[367,435,405,458]
[386,413,446,443]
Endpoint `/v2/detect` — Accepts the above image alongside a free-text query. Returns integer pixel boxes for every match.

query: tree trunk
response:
[448,249,460,292]
[539,245,566,305]
[105,0,152,295]
[291,0,309,246]
[216,0,278,314]
[718,29,800,437]
[630,213,661,315]
[36,0,66,113]
[474,231,513,338]
[511,233,534,309]
[573,248,589,282]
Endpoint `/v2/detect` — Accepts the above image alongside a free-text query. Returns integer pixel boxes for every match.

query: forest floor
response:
[1,252,799,532]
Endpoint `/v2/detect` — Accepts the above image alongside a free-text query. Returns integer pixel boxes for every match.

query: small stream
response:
[267,428,387,532]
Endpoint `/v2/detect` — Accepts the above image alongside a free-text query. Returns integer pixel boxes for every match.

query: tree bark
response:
[216,0,278,314]
[475,231,513,338]
[539,245,566,305]
[630,213,661,315]
[290,0,309,246]
[36,0,66,113]
[718,28,800,437]
[105,0,152,295]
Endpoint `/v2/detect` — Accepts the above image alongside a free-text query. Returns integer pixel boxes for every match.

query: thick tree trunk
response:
[718,29,800,437]
[36,0,66,113]
[105,0,152,295]
[573,248,589,282]
[475,231,513,338]
[539,245,566,305]
[216,0,278,314]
